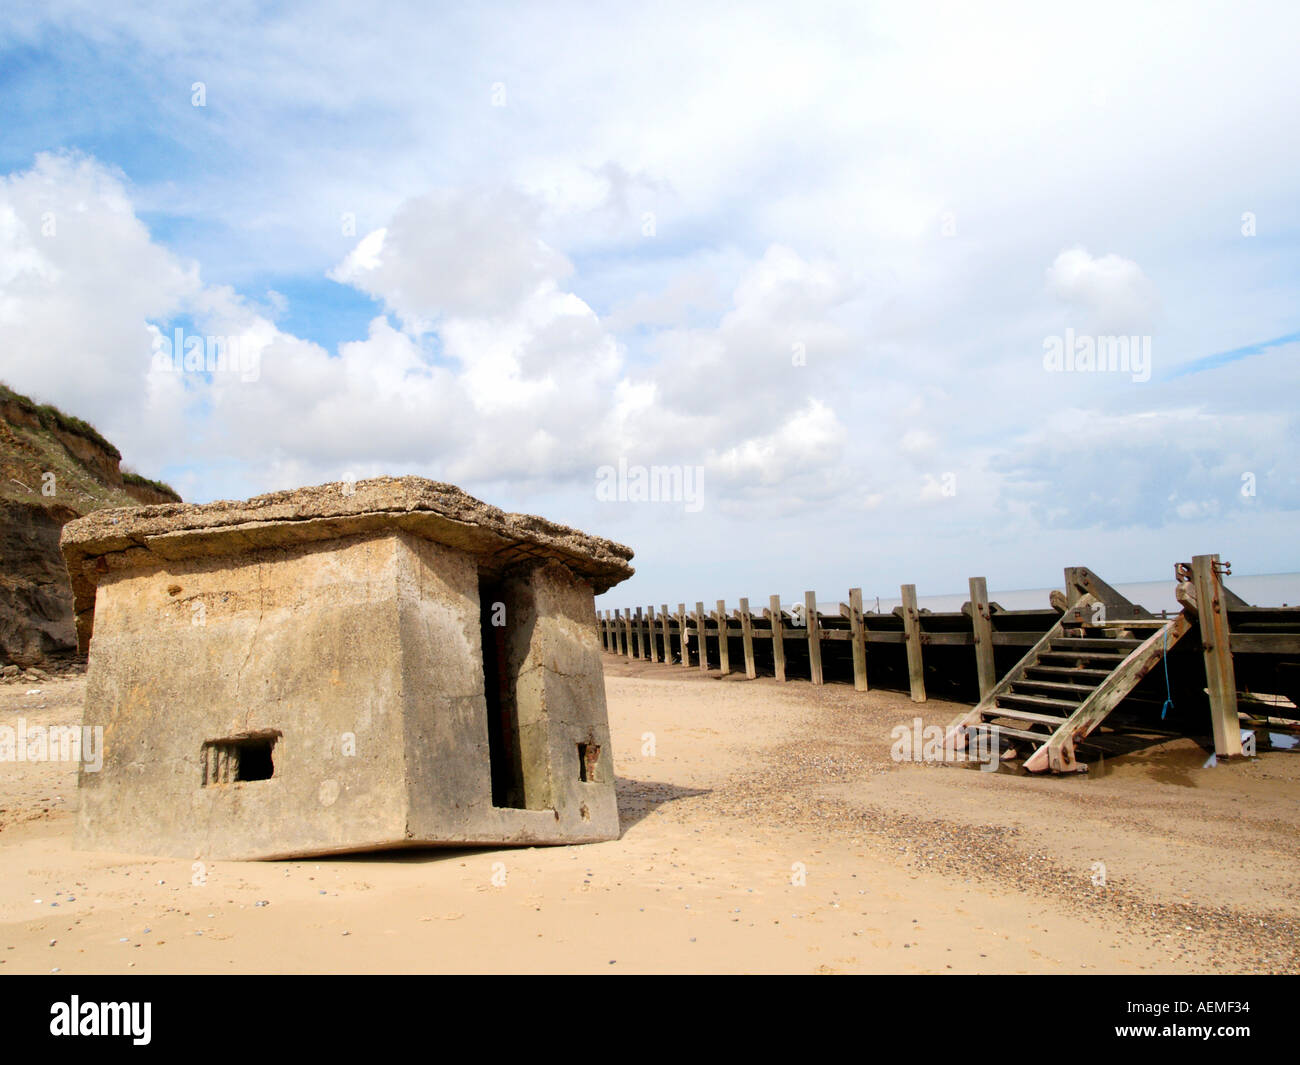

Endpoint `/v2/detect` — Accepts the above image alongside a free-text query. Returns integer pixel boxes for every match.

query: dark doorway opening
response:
[479,576,525,808]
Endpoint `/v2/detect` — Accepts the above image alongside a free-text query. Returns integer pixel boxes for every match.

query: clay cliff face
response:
[0,500,79,662]
[0,384,180,665]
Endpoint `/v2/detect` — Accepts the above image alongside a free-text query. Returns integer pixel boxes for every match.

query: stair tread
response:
[985,708,1071,726]
[1027,665,1112,680]
[1039,651,1128,663]
[997,692,1082,713]
[986,725,1055,744]
[1014,679,1097,696]
[1052,637,1142,650]
[1056,633,1144,639]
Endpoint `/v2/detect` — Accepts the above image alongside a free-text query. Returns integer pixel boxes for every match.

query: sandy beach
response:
[2,659,1297,975]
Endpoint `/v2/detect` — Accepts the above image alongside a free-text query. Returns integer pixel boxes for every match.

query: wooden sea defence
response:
[598,574,1082,704]
[596,557,1300,773]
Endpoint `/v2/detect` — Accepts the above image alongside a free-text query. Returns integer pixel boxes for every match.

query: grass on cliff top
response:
[121,469,181,501]
[0,383,122,460]
[1,381,180,509]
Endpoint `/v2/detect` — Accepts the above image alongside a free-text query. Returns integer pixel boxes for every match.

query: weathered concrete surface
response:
[60,478,633,860]
[61,475,634,653]
[499,559,619,839]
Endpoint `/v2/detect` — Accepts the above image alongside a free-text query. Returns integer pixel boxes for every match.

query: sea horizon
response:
[836,570,1300,617]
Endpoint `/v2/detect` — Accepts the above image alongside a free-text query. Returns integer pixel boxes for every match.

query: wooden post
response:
[714,599,730,674]
[1191,554,1243,757]
[805,590,823,685]
[646,605,659,662]
[900,584,926,702]
[968,576,996,699]
[848,587,867,692]
[695,601,709,673]
[677,603,690,667]
[601,610,610,652]
[660,604,672,665]
[737,597,757,678]
[632,606,644,659]
[768,595,786,682]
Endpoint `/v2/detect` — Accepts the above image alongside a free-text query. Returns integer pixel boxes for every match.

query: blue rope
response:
[1160,621,1174,720]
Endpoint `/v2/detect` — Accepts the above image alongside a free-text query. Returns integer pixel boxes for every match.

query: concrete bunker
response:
[59,476,634,860]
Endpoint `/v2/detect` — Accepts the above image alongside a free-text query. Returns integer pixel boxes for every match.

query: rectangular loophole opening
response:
[577,742,600,783]
[202,732,279,786]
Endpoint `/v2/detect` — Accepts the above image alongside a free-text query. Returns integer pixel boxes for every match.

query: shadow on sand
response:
[270,776,709,864]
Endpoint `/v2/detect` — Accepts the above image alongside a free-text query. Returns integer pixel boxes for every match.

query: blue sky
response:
[0,1,1297,609]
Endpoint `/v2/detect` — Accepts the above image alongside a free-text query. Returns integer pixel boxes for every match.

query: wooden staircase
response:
[946,588,1192,773]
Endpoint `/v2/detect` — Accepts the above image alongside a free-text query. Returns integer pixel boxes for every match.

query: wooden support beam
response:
[900,584,926,702]
[1231,633,1300,655]
[632,606,644,659]
[968,576,996,699]
[805,590,823,685]
[1064,565,1153,620]
[695,601,709,673]
[677,603,690,667]
[847,587,868,691]
[1192,554,1243,758]
[646,605,659,663]
[767,594,787,682]
[660,604,672,664]
[737,597,757,678]
[600,610,609,652]
[714,599,731,674]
